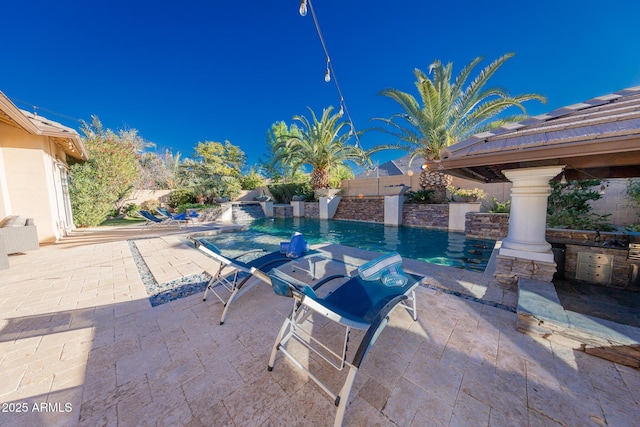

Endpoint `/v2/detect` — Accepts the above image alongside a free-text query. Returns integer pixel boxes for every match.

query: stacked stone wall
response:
[304,202,319,218]
[465,213,509,239]
[564,245,635,290]
[494,255,556,288]
[545,229,629,245]
[333,197,384,223]
[402,204,448,228]
[273,205,293,218]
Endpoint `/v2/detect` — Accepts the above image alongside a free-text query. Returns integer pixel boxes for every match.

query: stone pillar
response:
[384,195,404,226]
[291,201,305,217]
[319,196,341,219]
[448,202,481,232]
[260,201,274,217]
[495,166,564,286]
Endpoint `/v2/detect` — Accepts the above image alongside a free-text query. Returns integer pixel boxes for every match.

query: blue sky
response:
[2,0,639,169]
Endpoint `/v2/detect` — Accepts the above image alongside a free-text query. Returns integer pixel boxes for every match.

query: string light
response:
[560,172,567,184]
[299,0,361,148]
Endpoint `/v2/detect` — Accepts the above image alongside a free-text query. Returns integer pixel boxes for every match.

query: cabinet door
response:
[576,252,613,285]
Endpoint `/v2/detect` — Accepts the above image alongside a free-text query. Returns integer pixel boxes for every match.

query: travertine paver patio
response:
[0,224,639,426]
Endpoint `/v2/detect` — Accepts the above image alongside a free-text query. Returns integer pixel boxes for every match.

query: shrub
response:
[69,161,115,226]
[627,178,640,205]
[176,203,208,213]
[240,170,265,190]
[69,117,140,227]
[268,182,313,204]
[168,188,195,209]
[220,176,242,200]
[627,178,640,223]
[488,197,511,213]
[140,199,160,213]
[447,185,487,201]
[404,189,436,204]
[124,203,141,217]
[547,180,614,231]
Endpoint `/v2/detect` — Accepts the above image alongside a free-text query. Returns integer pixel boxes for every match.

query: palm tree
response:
[273,106,368,190]
[375,53,546,200]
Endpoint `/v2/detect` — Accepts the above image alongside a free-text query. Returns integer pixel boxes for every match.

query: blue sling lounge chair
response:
[252,252,422,427]
[138,210,180,227]
[193,234,310,325]
[155,208,193,227]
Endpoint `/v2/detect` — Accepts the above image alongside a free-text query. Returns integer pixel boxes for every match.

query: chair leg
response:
[202,277,213,301]
[268,301,298,370]
[219,287,239,325]
[334,366,358,427]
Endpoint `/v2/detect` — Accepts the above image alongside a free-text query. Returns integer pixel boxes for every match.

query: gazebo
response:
[435,86,640,285]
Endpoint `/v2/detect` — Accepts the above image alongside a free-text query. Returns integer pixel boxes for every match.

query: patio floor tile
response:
[0,224,639,426]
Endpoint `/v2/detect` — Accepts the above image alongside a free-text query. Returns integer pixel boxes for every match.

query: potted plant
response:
[447,186,487,202]
[255,191,271,202]
[314,188,342,199]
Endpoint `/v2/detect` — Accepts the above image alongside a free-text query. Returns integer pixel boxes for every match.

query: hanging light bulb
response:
[599,184,606,195]
[560,173,567,185]
[338,104,344,116]
[324,66,331,82]
[299,0,307,16]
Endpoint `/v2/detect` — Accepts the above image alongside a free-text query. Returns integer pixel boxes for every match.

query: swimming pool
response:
[202,218,496,272]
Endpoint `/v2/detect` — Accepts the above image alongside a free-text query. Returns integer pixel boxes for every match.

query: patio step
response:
[517,278,640,368]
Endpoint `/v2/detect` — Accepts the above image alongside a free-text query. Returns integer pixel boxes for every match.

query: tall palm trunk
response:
[419,168,452,203]
[311,168,330,190]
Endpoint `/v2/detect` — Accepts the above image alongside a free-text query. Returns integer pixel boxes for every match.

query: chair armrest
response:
[250,267,271,284]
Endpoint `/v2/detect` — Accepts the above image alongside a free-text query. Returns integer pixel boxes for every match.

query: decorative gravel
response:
[128,240,212,307]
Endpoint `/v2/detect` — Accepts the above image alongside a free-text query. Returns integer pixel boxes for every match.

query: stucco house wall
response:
[0,91,87,243]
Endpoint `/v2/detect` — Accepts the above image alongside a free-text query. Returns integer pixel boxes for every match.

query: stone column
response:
[260,201,274,217]
[448,202,481,232]
[384,195,404,226]
[291,201,305,217]
[495,166,564,286]
[319,196,341,219]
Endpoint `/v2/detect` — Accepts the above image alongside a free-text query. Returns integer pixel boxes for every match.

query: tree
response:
[176,140,246,202]
[239,167,266,190]
[272,106,368,190]
[69,116,143,226]
[136,149,182,190]
[194,140,245,177]
[261,121,305,182]
[375,53,546,200]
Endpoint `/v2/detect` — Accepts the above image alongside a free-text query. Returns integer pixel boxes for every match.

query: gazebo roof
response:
[437,86,640,182]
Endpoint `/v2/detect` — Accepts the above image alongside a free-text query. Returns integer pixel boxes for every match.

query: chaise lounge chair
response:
[193,232,311,325]
[156,207,195,227]
[253,252,422,427]
[138,210,181,227]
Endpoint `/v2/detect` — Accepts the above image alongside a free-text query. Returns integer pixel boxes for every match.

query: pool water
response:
[203,217,496,272]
